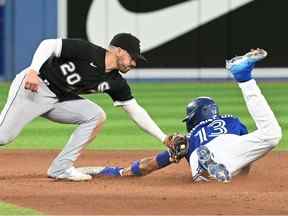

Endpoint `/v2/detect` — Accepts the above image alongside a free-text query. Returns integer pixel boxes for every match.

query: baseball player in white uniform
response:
[78,49,282,183]
[0,33,171,181]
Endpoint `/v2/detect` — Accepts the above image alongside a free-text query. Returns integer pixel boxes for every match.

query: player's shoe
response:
[52,167,92,181]
[77,166,124,177]
[226,48,267,82]
[197,146,231,183]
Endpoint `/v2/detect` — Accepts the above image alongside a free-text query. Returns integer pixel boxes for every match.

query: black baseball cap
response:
[110,33,147,63]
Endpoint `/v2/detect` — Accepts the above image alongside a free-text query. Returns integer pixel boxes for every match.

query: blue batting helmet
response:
[182,97,219,132]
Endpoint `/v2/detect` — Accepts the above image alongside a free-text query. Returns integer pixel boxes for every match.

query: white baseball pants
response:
[189,79,282,178]
[0,69,106,177]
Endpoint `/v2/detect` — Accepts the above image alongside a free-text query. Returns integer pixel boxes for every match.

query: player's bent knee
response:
[269,128,282,147]
[91,106,106,124]
[84,109,107,142]
[84,106,106,125]
[268,137,281,148]
[263,126,282,147]
[98,109,107,123]
[0,135,13,146]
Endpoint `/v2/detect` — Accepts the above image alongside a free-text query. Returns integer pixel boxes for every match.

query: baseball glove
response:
[166,133,188,163]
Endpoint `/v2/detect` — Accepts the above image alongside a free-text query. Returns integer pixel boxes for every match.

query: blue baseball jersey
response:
[185,115,248,162]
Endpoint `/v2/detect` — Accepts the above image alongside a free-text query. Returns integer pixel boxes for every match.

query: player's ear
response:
[111,46,121,53]
[118,47,127,56]
[108,46,120,55]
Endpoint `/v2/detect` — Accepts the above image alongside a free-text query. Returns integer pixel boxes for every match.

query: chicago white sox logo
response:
[97,82,110,92]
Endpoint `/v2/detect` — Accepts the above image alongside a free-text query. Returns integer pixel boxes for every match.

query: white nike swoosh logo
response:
[87,0,254,52]
[89,62,98,68]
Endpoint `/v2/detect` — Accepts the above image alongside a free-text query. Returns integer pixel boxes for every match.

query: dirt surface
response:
[0,150,287,215]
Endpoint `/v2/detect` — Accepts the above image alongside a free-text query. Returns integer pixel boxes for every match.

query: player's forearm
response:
[122,101,167,143]
[30,39,62,73]
[121,151,172,177]
[121,157,159,176]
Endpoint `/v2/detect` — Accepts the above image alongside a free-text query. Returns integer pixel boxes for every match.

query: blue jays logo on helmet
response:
[182,97,219,132]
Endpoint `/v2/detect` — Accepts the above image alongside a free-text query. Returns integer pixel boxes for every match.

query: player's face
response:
[117,50,137,73]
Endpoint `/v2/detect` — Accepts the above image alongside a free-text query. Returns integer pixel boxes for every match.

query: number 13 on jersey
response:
[195,119,228,144]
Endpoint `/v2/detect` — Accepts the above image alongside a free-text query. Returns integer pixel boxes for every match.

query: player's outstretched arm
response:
[77,150,175,177]
[77,134,188,177]
[110,134,188,176]
[121,155,165,177]
[121,100,169,145]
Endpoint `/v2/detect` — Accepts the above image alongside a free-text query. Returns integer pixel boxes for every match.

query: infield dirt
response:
[0,150,287,215]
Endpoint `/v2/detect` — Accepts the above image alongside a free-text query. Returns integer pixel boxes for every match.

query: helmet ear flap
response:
[183,97,219,132]
[183,106,198,132]
[201,104,218,117]
[185,119,193,132]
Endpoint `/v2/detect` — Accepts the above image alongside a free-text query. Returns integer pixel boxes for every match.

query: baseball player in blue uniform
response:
[0,33,171,181]
[78,49,282,183]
